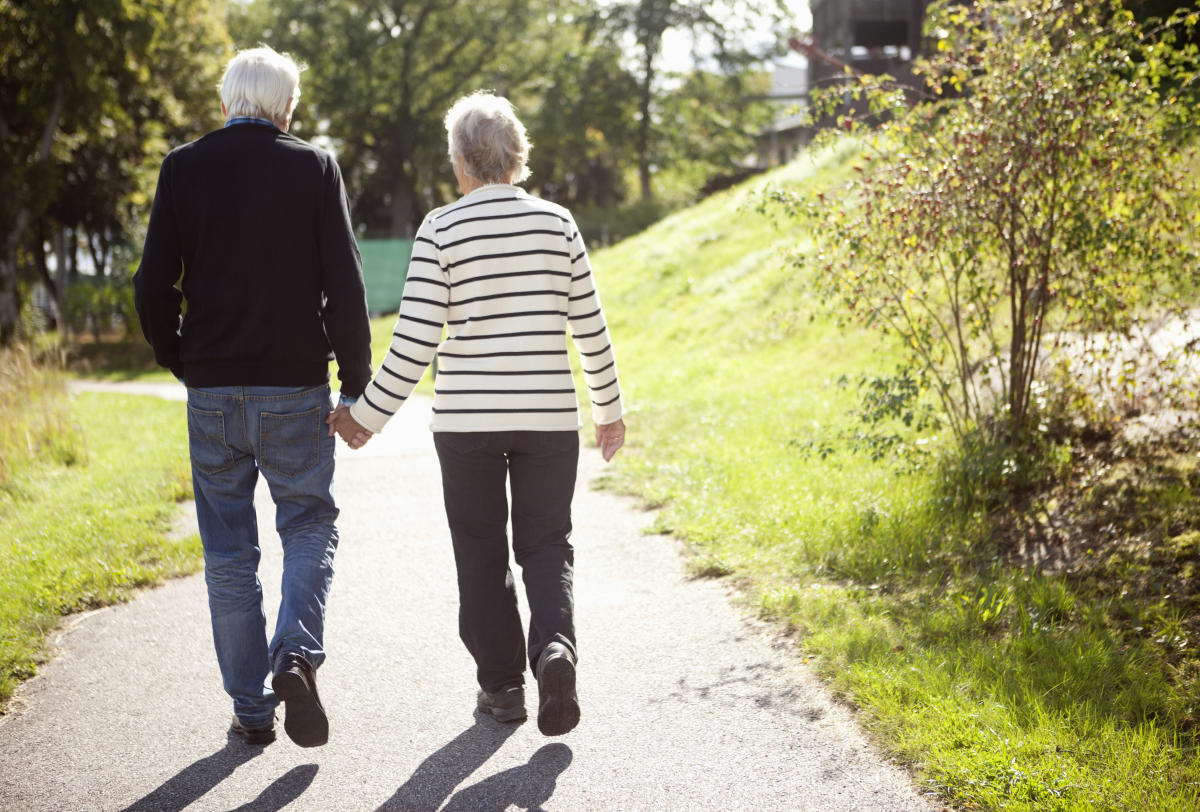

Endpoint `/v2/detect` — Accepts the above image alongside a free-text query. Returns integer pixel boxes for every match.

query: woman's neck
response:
[461,178,511,195]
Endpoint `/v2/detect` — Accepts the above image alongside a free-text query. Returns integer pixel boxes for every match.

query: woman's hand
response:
[326,405,373,449]
[594,418,625,462]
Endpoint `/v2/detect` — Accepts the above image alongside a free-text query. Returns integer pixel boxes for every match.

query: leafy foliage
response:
[771,0,1200,458]
[522,3,641,209]
[62,278,137,343]
[232,0,560,235]
[233,0,782,230]
[600,0,785,200]
[0,0,232,343]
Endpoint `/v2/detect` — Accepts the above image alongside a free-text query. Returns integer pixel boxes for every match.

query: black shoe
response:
[271,653,329,747]
[477,685,527,723]
[230,715,276,746]
[536,643,580,736]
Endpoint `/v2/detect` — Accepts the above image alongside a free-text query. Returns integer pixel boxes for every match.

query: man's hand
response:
[594,418,626,462]
[326,405,373,449]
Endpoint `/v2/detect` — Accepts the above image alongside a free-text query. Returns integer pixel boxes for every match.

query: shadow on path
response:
[229,764,319,811]
[443,743,572,811]
[378,713,521,811]
[120,733,263,812]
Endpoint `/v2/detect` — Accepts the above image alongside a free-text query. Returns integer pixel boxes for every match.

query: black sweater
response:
[134,123,372,396]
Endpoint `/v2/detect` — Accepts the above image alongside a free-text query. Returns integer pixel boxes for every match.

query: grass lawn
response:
[585,142,1200,809]
[0,391,198,708]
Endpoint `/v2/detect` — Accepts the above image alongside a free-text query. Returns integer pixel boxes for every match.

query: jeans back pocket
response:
[187,405,236,475]
[259,405,322,477]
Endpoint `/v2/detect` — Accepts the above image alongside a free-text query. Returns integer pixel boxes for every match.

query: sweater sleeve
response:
[132,155,185,379]
[318,157,373,398]
[565,218,624,425]
[349,215,448,433]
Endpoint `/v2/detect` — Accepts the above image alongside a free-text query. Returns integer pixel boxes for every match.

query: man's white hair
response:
[445,92,531,184]
[220,46,303,124]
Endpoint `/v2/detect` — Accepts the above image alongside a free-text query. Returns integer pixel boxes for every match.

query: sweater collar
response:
[461,183,522,200]
[224,116,280,130]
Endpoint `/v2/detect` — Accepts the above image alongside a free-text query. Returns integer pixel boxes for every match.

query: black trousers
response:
[433,430,579,693]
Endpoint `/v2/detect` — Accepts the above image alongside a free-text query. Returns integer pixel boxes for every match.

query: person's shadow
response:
[120,731,317,812]
[442,743,572,811]
[377,713,522,811]
[228,764,319,811]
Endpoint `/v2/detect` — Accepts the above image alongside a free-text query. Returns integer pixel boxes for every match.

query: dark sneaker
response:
[477,685,527,723]
[536,643,580,736]
[230,715,276,746]
[271,653,329,747]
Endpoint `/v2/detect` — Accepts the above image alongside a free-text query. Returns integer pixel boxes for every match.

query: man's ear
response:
[279,97,295,132]
[221,101,227,118]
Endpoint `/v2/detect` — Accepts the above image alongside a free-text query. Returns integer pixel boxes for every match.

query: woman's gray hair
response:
[219,46,303,124]
[445,92,531,184]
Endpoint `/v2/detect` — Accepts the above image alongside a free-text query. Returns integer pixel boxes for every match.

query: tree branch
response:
[38,80,66,162]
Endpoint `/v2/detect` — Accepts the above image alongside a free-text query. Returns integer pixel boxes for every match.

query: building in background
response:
[757,0,931,166]
[756,63,810,167]
[806,0,927,91]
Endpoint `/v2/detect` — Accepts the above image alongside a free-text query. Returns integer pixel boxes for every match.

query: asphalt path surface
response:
[1,382,937,811]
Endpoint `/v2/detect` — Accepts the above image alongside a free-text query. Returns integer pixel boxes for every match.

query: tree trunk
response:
[34,224,59,331]
[88,229,109,277]
[67,227,78,280]
[389,171,423,237]
[0,80,65,345]
[53,228,71,338]
[637,42,655,202]
[0,256,21,345]
[0,209,32,345]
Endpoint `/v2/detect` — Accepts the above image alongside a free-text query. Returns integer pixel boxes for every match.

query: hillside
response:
[587,141,918,585]
[579,144,1200,810]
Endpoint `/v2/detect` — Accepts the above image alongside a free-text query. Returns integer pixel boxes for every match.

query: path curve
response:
[1,382,937,811]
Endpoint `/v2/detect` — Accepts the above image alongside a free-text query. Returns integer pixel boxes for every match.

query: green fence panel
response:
[358,238,413,315]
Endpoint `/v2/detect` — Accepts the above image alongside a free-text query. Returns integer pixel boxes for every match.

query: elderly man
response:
[134,46,371,748]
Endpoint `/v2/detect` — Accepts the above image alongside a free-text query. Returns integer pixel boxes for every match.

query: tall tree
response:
[652,67,773,189]
[232,0,559,235]
[0,0,230,343]
[602,0,785,200]
[521,2,640,208]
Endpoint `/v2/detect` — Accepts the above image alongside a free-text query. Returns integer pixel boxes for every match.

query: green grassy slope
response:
[591,141,929,585]
[579,143,1200,810]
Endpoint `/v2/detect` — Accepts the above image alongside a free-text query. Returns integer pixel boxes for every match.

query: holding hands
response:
[327,405,373,449]
[329,404,624,460]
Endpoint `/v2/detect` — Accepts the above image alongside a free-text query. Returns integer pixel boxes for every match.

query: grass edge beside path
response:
[584,146,1200,810]
[0,390,199,710]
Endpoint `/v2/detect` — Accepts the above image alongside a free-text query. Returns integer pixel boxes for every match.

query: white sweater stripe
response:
[349,185,624,434]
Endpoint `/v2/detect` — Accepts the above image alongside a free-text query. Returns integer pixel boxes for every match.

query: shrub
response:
[62,278,138,342]
[771,0,1200,456]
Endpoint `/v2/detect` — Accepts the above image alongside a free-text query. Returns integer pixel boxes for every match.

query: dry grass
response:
[0,344,85,487]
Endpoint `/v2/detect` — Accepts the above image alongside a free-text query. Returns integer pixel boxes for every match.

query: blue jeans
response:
[186,384,339,727]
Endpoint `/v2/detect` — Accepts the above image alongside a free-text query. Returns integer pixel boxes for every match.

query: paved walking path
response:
[1,382,936,811]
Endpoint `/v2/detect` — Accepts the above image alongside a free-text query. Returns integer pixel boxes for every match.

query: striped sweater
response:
[348,184,624,434]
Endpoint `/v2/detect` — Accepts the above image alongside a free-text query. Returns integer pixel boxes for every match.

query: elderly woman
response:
[329,92,626,737]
